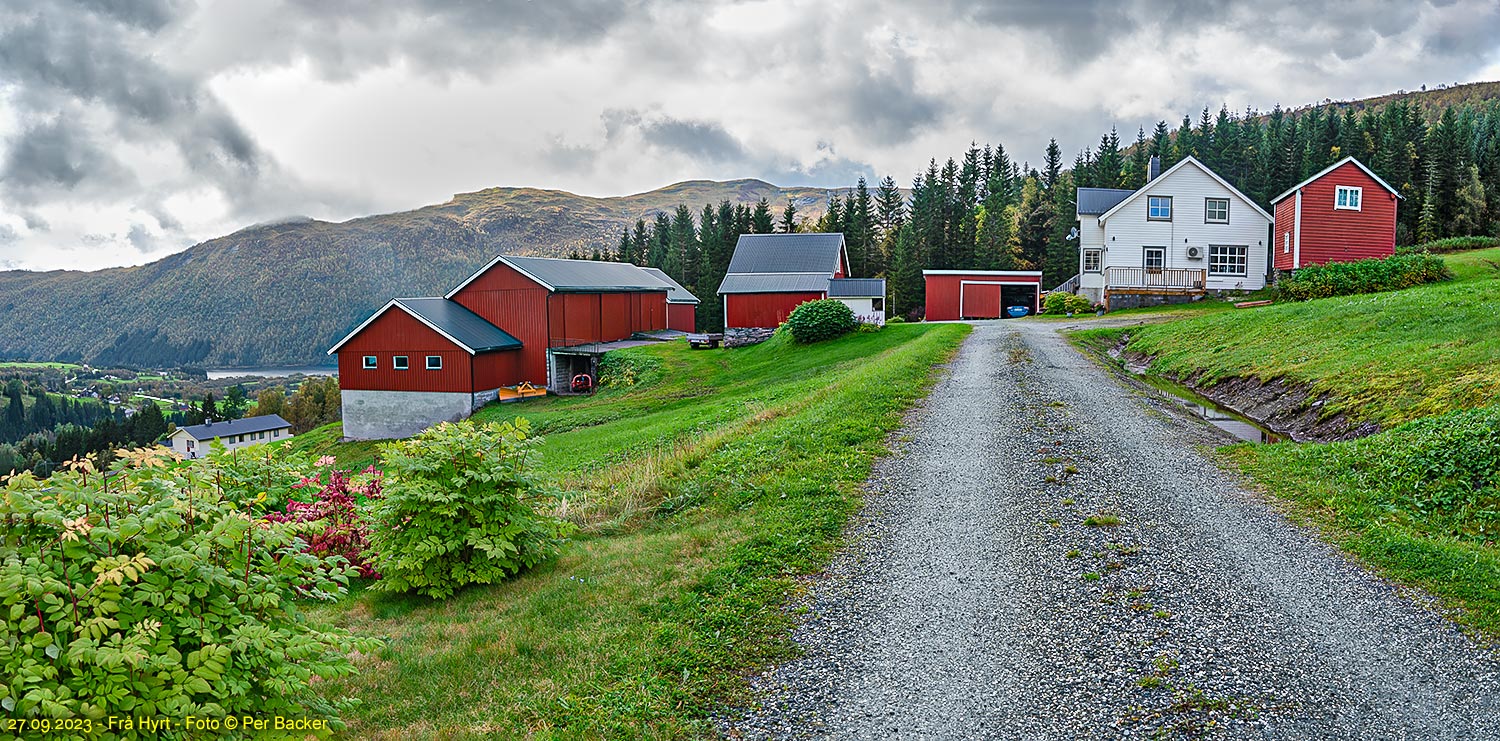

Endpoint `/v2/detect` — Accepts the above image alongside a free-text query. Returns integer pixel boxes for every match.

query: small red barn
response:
[923,270,1044,320]
[641,267,701,333]
[1270,156,1402,272]
[718,233,849,329]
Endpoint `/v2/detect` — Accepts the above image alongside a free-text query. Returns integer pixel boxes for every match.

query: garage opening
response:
[1000,285,1038,317]
[547,350,599,394]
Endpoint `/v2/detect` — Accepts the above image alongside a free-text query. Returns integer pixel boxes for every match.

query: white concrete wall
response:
[836,297,885,325]
[1096,163,1272,291]
[341,389,475,440]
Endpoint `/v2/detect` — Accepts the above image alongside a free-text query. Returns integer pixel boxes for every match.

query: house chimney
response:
[1148,155,1161,182]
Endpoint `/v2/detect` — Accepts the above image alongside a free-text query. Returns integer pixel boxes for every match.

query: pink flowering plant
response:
[265,457,383,579]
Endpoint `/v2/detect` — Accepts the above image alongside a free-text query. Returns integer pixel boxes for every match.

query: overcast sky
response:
[2,0,1499,272]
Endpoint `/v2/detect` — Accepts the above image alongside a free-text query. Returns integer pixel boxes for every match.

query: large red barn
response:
[330,255,673,439]
[718,233,850,328]
[641,266,701,332]
[923,270,1044,320]
[1270,157,1402,272]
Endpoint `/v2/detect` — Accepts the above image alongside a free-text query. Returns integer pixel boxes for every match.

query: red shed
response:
[923,270,1044,320]
[718,233,850,329]
[1271,157,1402,272]
[641,266,701,333]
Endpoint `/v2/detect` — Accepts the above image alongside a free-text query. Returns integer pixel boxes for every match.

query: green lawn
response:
[0,361,81,370]
[1084,247,1500,427]
[304,323,970,738]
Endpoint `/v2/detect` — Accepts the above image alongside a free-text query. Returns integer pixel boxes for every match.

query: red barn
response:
[641,267,701,332]
[1271,156,1402,272]
[330,255,671,439]
[718,233,850,328]
[923,270,1044,320]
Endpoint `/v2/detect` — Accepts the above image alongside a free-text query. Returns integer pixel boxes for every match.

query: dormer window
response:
[1335,186,1362,210]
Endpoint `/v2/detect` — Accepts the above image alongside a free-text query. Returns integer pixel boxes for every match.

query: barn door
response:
[961,283,1002,319]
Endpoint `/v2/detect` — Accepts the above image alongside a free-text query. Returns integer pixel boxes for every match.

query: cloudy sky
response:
[2,0,1499,272]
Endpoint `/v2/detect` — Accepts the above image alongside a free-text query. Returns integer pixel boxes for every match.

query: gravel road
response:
[721,320,1500,740]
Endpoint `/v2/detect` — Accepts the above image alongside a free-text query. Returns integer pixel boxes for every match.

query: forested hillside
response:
[3,83,1498,365]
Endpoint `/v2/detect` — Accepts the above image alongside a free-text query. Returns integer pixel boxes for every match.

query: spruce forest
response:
[616,96,1500,326]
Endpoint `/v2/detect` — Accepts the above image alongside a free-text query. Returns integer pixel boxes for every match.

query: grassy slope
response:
[304,323,970,738]
[1100,247,1500,427]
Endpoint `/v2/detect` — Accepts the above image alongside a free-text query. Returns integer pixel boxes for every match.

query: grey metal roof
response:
[726,233,846,274]
[827,278,886,298]
[717,273,831,294]
[503,255,670,292]
[395,298,523,352]
[176,414,291,442]
[1076,188,1135,215]
[639,267,701,304]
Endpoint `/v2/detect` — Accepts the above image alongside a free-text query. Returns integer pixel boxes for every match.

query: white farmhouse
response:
[827,278,886,324]
[166,414,294,459]
[1074,156,1273,309]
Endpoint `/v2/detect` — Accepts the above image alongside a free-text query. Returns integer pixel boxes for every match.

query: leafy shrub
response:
[596,352,663,388]
[0,448,372,728]
[265,458,382,579]
[1043,292,1096,315]
[886,315,906,324]
[1396,236,1500,255]
[1277,253,1450,302]
[784,299,858,343]
[856,322,883,334]
[209,443,314,512]
[368,419,573,599]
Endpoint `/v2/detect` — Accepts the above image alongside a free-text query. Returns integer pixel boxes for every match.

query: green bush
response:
[886,315,906,324]
[0,449,372,731]
[1396,236,1500,255]
[368,419,573,599]
[1333,405,1500,516]
[784,299,858,343]
[1043,292,1096,315]
[1277,253,1450,302]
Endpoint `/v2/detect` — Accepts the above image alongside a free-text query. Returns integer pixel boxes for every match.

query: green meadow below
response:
[295,323,970,738]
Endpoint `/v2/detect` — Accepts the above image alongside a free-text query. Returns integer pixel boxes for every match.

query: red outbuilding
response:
[923,270,1044,320]
[1271,156,1402,272]
[641,267,701,333]
[718,233,850,328]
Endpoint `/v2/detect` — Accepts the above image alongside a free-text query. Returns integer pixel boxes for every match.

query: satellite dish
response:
[1066,227,1079,241]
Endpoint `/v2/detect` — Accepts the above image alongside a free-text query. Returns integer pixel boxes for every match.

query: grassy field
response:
[300,323,970,737]
[0,361,81,370]
[1079,247,1500,427]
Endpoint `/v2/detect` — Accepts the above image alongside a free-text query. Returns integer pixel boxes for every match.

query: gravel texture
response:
[720,320,1500,740]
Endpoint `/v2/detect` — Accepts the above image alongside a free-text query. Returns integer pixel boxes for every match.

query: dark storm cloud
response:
[638,118,747,163]
[839,45,946,146]
[0,119,136,201]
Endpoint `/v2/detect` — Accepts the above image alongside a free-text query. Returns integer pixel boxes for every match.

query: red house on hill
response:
[717,233,850,328]
[330,255,672,439]
[1271,156,1402,272]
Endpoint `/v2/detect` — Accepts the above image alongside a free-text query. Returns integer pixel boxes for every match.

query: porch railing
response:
[1049,274,1081,294]
[1104,267,1207,291]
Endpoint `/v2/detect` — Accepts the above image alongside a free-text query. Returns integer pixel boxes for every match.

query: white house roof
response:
[1095,156,1273,225]
[1269,156,1404,205]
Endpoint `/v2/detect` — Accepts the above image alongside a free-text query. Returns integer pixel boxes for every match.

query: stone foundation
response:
[726,327,776,348]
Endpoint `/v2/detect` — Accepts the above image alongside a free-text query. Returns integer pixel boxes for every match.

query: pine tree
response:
[847,177,875,277]
[779,199,799,233]
[616,227,632,263]
[1124,128,1149,190]
[751,198,774,233]
[889,224,924,316]
[873,175,904,276]
[1094,128,1124,189]
[1042,139,1064,191]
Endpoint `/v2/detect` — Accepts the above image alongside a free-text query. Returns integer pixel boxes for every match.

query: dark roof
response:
[726,233,845,274]
[502,255,670,292]
[176,414,291,442]
[1076,188,1136,215]
[827,278,886,298]
[394,298,523,352]
[639,267,701,304]
[718,273,831,294]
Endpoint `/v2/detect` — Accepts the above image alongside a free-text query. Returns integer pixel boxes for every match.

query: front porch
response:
[1101,267,1206,310]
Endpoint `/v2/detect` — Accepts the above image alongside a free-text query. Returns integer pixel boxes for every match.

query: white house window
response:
[363,355,377,369]
[1209,245,1248,276]
[1144,247,1166,270]
[1083,249,1103,272]
[1283,232,1291,253]
[1335,185,1362,210]
[1147,196,1172,221]
[1205,198,1229,223]
[394,355,409,370]
[426,355,443,370]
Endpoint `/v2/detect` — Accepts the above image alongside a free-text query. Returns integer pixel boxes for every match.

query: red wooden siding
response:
[472,350,523,390]
[336,310,475,392]
[725,292,824,328]
[1273,198,1297,272]
[450,262,551,385]
[1297,162,1398,267]
[667,303,696,332]
[548,291,668,347]
[924,272,1043,321]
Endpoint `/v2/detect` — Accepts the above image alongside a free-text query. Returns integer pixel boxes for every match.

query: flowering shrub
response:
[265,458,382,579]
[0,449,374,730]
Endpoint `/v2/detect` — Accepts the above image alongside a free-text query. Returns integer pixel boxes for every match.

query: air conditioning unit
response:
[1186,246,1203,260]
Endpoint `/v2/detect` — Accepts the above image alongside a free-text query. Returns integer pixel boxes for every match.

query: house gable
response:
[1096,156,1272,226]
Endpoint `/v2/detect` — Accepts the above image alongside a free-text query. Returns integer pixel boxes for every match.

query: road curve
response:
[722,320,1500,740]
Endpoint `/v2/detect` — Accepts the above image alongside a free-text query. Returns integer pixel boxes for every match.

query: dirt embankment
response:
[1110,338,1381,443]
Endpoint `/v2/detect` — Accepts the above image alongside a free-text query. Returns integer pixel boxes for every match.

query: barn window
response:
[1083,249,1102,272]
[1205,198,1229,223]
[394,356,409,370]
[426,355,443,370]
[363,355,377,369]
[1143,247,1165,270]
[1335,186,1362,210]
[1147,196,1172,221]
[1283,232,1291,253]
[1209,245,1248,276]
